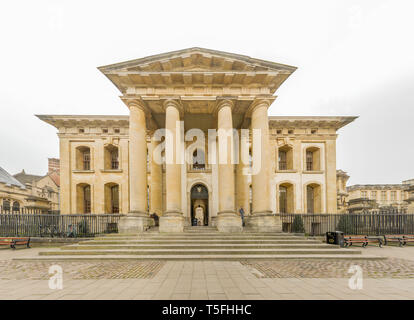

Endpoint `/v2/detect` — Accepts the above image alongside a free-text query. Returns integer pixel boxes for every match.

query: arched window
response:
[305,147,320,171]
[278,145,293,170]
[104,183,119,213]
[76,146,91,170]
[104,145,119,170]
[76,183,91,213]
[12,201,20,213]
[192,149,205,170]
[306,183,321,213]
[279,183,294,213]
[2,199,10,212]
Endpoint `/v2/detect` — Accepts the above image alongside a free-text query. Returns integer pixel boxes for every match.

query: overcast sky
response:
[0,0,413,185]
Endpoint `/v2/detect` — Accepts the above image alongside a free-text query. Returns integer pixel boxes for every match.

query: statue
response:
[195,206,204,226]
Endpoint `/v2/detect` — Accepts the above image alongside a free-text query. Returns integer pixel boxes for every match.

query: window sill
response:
[72,170,95,174]
[303,170,324,174]
[276,169,297,173]
[100,169,123,173]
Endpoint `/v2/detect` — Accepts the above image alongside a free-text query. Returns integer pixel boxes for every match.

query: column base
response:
[118,213,153,233]
[216,211,243,233]
[159,211,185,233]
[245,212,282,232]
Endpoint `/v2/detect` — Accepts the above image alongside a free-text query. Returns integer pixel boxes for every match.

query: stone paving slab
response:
[0,261,414,300]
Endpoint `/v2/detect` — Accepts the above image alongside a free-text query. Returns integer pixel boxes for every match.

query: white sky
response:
[0,0,413,185]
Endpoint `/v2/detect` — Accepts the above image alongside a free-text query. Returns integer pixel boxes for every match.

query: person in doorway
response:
[239,207,245,227]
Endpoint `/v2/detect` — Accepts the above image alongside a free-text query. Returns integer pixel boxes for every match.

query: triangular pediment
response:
[98,47,296,74]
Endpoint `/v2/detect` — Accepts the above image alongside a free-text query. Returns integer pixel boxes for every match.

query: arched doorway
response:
[190,184,209,226]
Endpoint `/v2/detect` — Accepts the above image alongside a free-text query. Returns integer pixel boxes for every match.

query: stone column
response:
[119,101,152,233]
[150,135,163,217]
[236,130,249,217]
[216,100,242,232]
[159,99,184,232]
[246,99,281,232]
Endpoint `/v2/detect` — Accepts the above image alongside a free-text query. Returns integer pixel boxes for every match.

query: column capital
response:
[162,98,183,116]
[213,98,235,117]
[246,97,276,117]
[122,98,148,112]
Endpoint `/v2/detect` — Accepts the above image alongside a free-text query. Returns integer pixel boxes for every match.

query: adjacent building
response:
[0,159,60,213]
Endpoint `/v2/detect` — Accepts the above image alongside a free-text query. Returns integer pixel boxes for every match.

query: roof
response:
[48,171,60,187]
[0,167,25,189]
[97,47,297,95]
[268,116,358,130]
[13,170,44,185]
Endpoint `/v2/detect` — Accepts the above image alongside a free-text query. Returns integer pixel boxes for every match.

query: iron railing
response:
[280,211,414,236]
[0,214,123,237]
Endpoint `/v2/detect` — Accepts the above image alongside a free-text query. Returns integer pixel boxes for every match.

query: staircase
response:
[19,227,384,261]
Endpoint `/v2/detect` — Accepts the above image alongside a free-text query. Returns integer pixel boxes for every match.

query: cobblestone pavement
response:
[241,258,414,279]
[0,260,165,280]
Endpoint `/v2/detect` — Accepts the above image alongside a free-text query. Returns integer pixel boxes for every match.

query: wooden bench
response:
[0,237,30,249]
[344,235,382,248]
[384,235,414,247]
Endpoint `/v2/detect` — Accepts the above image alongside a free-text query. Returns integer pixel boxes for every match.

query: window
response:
[279,183,294,213]
[83,150,90,170]
[102,128,108,134]
[391,191,396,201]
[305,147,320,171]
[76,146,91,170]
[370,191,377,200]
[311,129,317,134]
[307,184,321,213]
[288,129,294,134]
[381,191,387,201]
[191,149,206,170]
[83,185,91,213]
[104,145,119,170]
[361,191,367,198]
[12,201,20,213]
[79,128,84,133]
[278,145,293,170]
[114,128,120,134]
[276,129,282,134]
[279,151,287,170]
[2,199,10,212]
[306,151,313,171]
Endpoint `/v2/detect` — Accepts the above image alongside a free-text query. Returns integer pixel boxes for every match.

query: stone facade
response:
[0,165,60,213]
[37,48,356,231]
[336,175,414,213]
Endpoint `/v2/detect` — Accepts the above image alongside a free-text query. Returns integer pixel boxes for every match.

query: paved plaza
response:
[0,245,414,299]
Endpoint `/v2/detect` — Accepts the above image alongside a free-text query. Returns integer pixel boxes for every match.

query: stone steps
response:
[15,254,386,261]
[77,239,322,245]
[40,248,361,256]
[22,229,385,261]
[61,243,337,250]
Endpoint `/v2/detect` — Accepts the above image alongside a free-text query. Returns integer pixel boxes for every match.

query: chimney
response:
[48,158,60,174]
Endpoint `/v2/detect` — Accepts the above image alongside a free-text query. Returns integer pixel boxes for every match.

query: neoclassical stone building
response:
[38,48,356,232]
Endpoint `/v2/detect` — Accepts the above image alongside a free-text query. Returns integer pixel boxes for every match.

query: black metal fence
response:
[0,214,123,237]
[0,206,60,215]
[280,212,414,236]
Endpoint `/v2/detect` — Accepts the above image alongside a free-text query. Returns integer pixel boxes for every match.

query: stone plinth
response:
[216,211,243,233]
[245,213,282,232]
[159,212,185,233]
[118,214,153,233]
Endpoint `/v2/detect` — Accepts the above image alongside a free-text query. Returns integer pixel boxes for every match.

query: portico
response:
[97,48,296,233]
[38,48,356,234]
